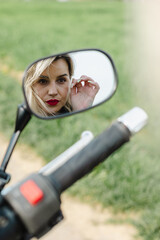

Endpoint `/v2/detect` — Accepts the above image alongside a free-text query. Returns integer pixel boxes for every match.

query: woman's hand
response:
[70,75,100,111]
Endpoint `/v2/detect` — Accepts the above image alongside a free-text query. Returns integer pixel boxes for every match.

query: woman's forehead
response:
[43,59,69,77]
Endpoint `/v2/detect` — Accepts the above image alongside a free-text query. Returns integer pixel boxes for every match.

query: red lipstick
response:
[46,99,59,106]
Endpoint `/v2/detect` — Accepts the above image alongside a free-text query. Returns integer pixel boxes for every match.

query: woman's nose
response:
[48,82,58,96]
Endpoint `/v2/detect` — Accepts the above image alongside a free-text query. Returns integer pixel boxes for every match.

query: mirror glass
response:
[23,49,117,119]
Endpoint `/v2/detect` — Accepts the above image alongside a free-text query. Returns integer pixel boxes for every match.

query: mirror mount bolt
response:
[0,170,11,191]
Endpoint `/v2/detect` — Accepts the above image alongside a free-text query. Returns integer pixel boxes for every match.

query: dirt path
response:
[0,134,140,240]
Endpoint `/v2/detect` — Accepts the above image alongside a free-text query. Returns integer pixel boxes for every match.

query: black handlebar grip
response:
[47,121,131,193]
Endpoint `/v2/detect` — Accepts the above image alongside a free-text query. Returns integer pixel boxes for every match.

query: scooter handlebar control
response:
[0,107,148,240]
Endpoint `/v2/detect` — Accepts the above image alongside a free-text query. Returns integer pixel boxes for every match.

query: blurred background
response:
[0,0,160,239]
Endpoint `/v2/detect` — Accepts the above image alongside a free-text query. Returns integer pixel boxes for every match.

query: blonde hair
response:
[24,55,74,117]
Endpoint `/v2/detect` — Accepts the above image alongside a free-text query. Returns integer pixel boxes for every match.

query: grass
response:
[0,1,160,239]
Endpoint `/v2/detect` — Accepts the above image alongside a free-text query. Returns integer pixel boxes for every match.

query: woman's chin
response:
[48,106,61,114]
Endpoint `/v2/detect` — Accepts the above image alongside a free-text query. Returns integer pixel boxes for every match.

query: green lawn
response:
[0,1,160,239]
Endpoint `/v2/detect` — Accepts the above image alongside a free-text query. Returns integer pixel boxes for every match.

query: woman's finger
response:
[71,78,79,88]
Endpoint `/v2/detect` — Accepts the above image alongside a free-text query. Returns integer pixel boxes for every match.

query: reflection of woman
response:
[24,55,99,117]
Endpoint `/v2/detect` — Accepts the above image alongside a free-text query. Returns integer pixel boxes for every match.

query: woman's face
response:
[33,59,71,114]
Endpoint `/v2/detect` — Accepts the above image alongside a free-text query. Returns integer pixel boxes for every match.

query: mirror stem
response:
[0,103,31,172]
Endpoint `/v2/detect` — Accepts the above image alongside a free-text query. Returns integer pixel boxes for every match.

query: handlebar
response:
[45,121,130,193]
[0,107,148,240]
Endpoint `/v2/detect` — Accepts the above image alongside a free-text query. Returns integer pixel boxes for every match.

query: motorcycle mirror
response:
[22,49,118,119]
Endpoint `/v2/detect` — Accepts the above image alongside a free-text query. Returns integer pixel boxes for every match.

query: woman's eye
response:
[57,78,66,83]
[38,79,48,85]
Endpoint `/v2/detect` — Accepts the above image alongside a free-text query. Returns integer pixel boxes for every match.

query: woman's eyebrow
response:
[39,75,49,79]
[57,74,69,78]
